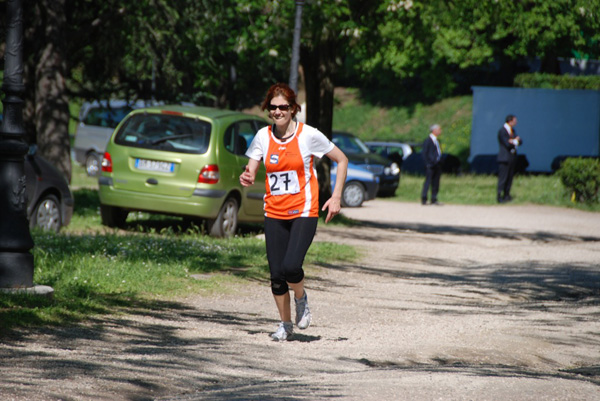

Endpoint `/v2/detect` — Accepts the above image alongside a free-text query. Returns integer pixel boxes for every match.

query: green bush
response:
[556,157,600,204]
[514,73,600,90]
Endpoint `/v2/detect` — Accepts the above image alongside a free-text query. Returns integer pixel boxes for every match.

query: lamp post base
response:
[0,252,34,288]
[0,284,54,300]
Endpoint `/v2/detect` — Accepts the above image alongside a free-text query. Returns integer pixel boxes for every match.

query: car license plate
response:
[135,158,174,173]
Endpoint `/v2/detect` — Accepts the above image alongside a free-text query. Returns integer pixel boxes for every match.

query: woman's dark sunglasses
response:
[267,104,291,111]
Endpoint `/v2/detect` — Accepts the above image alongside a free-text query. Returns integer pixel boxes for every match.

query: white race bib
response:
[268,170,300,196]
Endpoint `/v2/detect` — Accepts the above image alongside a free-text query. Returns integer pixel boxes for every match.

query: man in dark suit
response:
[421,124,443,205]
[497,114,522,203]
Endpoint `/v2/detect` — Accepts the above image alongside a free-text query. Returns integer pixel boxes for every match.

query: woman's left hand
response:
[322,196,341,223]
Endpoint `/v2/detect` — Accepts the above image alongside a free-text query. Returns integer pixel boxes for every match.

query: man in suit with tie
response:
[497,114,522,203]
[421,124,443,205]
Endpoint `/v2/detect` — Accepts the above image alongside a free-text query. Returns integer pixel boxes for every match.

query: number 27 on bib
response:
[268,170,300,196]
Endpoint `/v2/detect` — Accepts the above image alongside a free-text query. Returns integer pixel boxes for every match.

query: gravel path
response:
[1,200,599,401]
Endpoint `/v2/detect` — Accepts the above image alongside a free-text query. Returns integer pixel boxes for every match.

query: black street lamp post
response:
[0,0,35,288]
[289,0,304,93]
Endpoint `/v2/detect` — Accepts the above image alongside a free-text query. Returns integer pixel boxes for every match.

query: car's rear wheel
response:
[208,197,239,237]
[100,204,128,228]
[85,152,102,177]
[30,194,62,233]
[341,181,366,208]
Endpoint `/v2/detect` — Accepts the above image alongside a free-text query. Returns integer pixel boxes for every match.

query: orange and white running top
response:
[246,122,334,219]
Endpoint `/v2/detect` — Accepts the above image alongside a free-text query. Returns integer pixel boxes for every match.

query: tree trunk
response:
[301,39,337,207]
[31,0,71,183]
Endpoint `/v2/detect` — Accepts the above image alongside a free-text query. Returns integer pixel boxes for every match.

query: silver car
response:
[365,141,413,166]
[72,100,148,176]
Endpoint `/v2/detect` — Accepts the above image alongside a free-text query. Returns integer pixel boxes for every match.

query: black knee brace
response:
[271,278,289,295]
[285,267,304,285]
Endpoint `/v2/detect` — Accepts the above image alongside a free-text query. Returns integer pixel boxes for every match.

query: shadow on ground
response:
[320,257,600,306]
[346,357,600,386]
[337,219,600,243]
[0,298,333,400]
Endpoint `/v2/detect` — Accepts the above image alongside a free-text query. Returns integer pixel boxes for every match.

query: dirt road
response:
[1,200,599,400]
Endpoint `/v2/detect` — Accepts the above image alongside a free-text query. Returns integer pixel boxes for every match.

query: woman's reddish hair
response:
[260,83,301,118]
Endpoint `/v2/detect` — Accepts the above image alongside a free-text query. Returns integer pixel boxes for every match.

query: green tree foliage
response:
[63,0,290,109]
[2,0,600,181]
[352,0,600,99]
[500,0,600,72]
[2,0,294,181]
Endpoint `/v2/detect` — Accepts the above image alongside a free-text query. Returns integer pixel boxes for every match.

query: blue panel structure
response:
[469,87,600,173]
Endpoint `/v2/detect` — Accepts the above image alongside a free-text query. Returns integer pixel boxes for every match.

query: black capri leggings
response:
[264,216,318,295]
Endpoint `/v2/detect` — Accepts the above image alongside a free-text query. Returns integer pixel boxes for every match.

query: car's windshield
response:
[333,134,371,154]
[114,113,211,154]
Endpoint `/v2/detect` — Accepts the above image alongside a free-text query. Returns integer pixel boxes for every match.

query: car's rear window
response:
[84,106,133,128]
[114,113,212,154]
[333,134,370,154]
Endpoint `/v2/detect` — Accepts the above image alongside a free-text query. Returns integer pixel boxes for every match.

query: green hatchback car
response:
[98,105,268,237]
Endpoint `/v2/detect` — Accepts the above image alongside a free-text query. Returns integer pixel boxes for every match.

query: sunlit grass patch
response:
[1,222,356,332]
[395,173,600,211]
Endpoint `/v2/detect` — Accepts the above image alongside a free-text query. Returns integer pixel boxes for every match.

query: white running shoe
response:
[295,292,312,330]
[271,321,293,341]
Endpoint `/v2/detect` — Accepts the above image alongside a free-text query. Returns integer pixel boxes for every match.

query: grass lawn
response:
[395,173,600,212]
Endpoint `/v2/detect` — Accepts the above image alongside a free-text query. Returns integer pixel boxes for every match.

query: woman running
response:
[240,83,348,341]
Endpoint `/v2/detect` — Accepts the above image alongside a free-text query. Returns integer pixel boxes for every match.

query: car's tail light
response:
[198,164,219,184]
[101,152,113,173]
